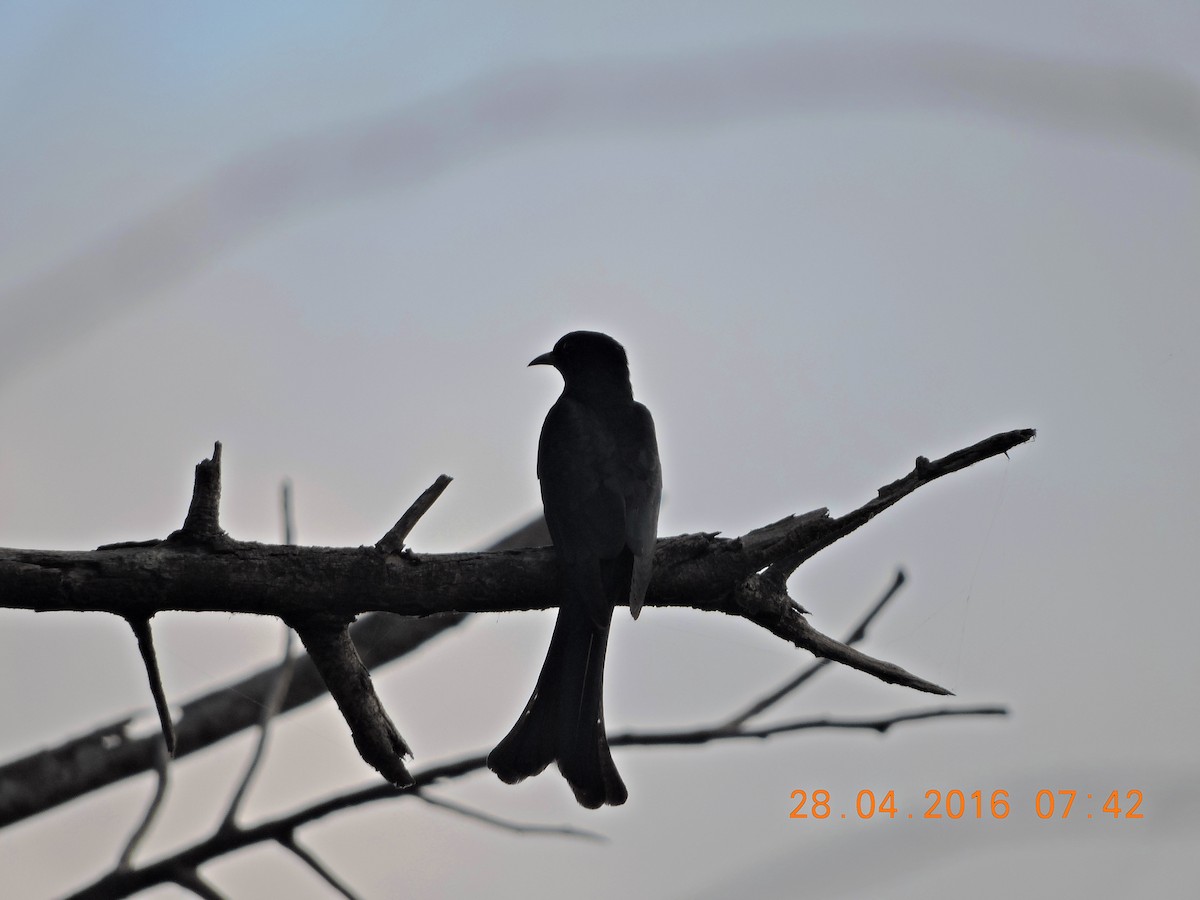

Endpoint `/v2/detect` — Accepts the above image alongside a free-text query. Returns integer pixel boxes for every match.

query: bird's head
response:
[529,331,632,399]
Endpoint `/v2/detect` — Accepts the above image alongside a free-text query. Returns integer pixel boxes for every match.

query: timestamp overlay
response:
[788,789,1145,822]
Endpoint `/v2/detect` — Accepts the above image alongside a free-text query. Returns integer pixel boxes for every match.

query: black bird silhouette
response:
[488,331,661,807]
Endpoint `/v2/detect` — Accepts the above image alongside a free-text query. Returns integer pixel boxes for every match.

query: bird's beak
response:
[528,351,556,368]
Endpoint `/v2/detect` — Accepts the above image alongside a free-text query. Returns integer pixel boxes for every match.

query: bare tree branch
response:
[294,620,413,786]
[725,568,906,728]
[727,571,950,695]
[614,706,1009,747]
[59,547,1007,900]
[0,519,548,829]
[1,431,1033,625]
[1,428,1033,830]
[61,704,1005,899]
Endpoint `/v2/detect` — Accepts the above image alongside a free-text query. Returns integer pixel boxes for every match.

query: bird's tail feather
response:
[486,619,565,784]
[487,602,626,807]
[557,615,627,808]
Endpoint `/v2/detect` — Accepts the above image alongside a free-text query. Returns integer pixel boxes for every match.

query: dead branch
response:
[724,569,907,728]
[57,560,1011,898]
[0,428,1033,827]
[61,704,1005,900]
[1,429,1034,623]
[0,519,548,830]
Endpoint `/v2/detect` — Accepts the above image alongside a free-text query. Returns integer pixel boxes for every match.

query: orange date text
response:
[787,789,1144,821]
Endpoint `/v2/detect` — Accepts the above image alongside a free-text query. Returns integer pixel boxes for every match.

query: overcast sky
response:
[2,2,1197,898]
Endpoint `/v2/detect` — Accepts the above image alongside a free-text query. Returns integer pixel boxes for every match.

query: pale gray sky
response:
[2,2,1197,898]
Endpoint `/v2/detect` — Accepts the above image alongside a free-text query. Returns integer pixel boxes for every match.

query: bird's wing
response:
[538,397,627,625]
[538,396,661,622]
[621,402,661,619]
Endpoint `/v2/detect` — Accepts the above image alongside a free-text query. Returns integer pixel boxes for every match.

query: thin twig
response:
[219,480,300,832]
[278,832,362,900]
[219,629,296,833]
[844,569,906,644]
[126,616,176,756]
[171,869,227,900]
[416,791,605,841]
[115,736,170,870]
[614,706,1009,747]
[376,474,453,553]
[762,430,1035,583]
[281,478,295,546]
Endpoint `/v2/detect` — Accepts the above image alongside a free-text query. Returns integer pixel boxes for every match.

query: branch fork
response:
[126,445,453,785]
